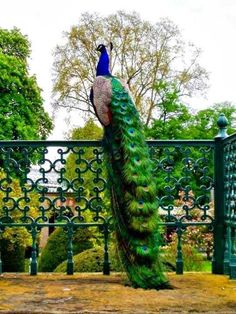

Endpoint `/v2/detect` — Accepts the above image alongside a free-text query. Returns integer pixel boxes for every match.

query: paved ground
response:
[0,272,235,313]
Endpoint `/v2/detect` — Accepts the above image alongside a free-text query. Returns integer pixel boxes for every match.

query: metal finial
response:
[216,113,228,138]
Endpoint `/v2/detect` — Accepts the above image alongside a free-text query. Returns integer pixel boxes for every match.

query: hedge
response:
[38,227,93,272]
[54,246,122,273]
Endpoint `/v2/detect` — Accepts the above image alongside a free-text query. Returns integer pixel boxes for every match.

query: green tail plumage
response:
[103,77,168,289]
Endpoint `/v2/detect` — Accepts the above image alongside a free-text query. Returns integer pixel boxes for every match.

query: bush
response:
[161,234,205,272]
[0,171,42,272]
[54,246,121,273]
[1,238,25,272]
[38,227,93,272]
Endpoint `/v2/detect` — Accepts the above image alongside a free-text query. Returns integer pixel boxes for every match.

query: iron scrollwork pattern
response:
[0,141,110,275]
[148,140,215,274]
[0,139,216,275]
[148,141,214,224]
[223,135,236,278]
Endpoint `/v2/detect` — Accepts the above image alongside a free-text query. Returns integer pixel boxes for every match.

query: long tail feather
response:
[104,77,168,289]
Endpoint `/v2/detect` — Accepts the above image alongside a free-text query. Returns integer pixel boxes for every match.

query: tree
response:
[65,120,110,222]
[145,81,192,139]
[0,28,53,140]
[52,11,208,126]
[146,99,236,140]
[67,118,103,141]
[0,28,53,270]
[66,119,103,180]
[185,102,236,139]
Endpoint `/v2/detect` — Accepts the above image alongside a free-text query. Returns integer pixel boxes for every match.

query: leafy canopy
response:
[0,28,53,140]
[146,96,236,140]
[52,11,208,126]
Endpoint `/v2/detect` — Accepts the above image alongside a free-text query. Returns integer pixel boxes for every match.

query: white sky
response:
[0,0,236,138]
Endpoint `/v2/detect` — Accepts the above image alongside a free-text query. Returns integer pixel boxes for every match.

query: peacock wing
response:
[91,76,112,126]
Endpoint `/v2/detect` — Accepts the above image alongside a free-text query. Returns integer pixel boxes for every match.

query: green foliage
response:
[185,102,236,139]
[145,81,192,139]
[146,90,236,202]
[66,119,103,180]
[0,170,41,271]
[38,227,94,272]
[68,118,103,140]
[65,119,110,220]
[161,234,205,272]
[0,237,25,272]
[54,246,121,273]
[53,11,208,125]
[0,170,40,224]
[0,28,53,140]
[178,210,213,259]
[146,92,236,140]
[0,28,30,60]
[161,210,213,272]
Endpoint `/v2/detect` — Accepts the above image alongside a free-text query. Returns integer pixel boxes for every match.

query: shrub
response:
[1,238,25,272]
[0,170,41,272]
[0,227,33,272]
[161,233,205,272]
[38,227,93,272]
[54,246,122,273]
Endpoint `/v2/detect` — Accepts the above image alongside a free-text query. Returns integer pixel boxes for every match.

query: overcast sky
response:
[0,0,236,138]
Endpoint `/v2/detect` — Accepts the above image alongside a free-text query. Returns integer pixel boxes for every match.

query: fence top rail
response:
[147,140,214,147]
[0,140,103,147]
[0,139,215,148]
[222,132,236,145]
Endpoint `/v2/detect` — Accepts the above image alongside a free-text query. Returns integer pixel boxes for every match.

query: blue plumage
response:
[96,44,111,76]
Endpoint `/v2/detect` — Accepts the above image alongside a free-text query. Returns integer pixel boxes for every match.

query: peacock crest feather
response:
[91,44,168,289]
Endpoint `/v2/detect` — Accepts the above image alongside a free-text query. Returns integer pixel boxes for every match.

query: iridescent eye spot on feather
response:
[143,185,149,192]
[138,200,144,208]
[115,94,122,101]
[124,116,132,125]
[130,143,136,150]
[113,100,119,106]
[114,152,121,160]
[134,156,141,164]
[128,128,135,135]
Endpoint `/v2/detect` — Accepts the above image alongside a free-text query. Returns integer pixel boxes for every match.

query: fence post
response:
[103,222,110,275]
[212,114,228,274]
[30,226,38,275]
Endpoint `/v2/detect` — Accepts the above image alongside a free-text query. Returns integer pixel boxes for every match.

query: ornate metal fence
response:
[0,114,235,279]
[148,140,214,274]
[223,133,236,279]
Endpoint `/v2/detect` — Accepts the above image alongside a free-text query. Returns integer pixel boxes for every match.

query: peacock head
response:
[96,43,113,53]
[96,44,107,53]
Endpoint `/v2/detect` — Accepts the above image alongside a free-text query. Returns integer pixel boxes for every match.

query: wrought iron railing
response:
[0,114,234,279]
[148,140,214,274]
[223,133,236,279]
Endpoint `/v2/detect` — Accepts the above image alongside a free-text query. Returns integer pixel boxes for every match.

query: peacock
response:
[90,43,168,289]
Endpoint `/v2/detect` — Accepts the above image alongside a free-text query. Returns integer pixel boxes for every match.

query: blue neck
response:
[96,49,111,76]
